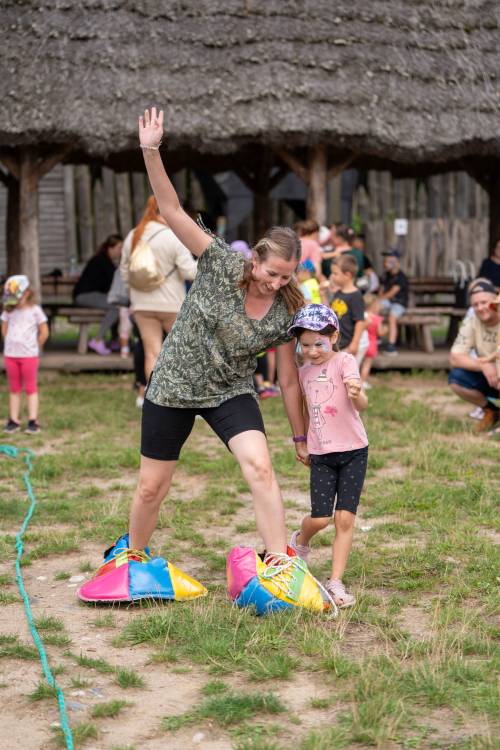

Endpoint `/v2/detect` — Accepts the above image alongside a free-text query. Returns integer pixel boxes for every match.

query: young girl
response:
[1,275,49,434]
[360,294,387,388]
[288,303,368,608]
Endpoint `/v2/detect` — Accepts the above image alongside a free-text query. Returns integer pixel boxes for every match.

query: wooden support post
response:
[275,146,354,225]
[75,165,94,261]
[0,168,20,275]
[307,145,327,225]
[132,172,148,223]
[236,153,286,240]
[115,172,133,236]
[0,145,70,298]
[19,148,41,299]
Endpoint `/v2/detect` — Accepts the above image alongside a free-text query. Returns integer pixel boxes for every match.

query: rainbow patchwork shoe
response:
[227,547,337,616]
[77,534,207,603]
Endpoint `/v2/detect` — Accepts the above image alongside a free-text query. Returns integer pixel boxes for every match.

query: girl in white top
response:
[1,275,49,434]
[120,196,198,379]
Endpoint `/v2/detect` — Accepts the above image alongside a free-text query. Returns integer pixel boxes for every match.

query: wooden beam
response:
[306,145,328,224]
[38,144,72,179]
[274,148,309,184]
[327,154,355,180]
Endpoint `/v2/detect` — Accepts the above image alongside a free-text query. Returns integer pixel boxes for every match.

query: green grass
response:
[28,681,58,702]
[0,372,497,749]
[90,699,129,718]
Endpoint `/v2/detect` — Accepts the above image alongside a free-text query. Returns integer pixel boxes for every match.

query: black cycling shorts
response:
[141,393,265,461]
[310,446,368,517]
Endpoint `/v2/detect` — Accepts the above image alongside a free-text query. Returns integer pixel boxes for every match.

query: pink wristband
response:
[292,435,307,443]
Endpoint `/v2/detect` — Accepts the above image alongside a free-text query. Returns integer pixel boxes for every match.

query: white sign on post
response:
[394,218,408,236]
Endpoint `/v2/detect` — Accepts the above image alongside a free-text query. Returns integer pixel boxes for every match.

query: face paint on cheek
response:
[314,339,331,352]
[296,342,303,356]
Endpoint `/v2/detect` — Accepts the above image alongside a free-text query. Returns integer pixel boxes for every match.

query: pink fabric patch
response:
[77,562,130,602]
[324,405,338,416]
[226,547,258,600]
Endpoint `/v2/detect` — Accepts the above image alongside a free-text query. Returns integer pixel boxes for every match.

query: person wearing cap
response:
[287,303,368,608]
[1,275,49,434]
[378,249,409,355]
[448,279,500,432]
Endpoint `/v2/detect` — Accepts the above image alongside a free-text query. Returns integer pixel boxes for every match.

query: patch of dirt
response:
[477,527,500,545]
[397,605,432,639]
[425,707,493,746]
[372,463,407,480]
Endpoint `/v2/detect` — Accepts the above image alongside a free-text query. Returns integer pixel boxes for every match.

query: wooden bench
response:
[57,307,106,355]
[396,311,441,353]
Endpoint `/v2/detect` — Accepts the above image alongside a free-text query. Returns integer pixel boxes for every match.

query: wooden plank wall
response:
[0,165,491,278]
[353,171,489,275]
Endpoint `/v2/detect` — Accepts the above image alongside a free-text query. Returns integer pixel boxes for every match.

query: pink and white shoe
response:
[289,530,311,563]
[88,338,111,356]
[325,578,356,608]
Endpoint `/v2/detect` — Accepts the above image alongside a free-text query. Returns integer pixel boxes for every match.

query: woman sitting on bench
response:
[73,234,123,355]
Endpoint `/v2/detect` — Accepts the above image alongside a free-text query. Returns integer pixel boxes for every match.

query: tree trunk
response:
[6,174,20,275]
[306,145,327,224]
[19,149,41,300]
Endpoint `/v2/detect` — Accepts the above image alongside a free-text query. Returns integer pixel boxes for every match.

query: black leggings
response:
[141,393,265,461]
[310,446,368,517]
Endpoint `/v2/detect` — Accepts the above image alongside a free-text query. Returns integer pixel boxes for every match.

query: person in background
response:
[1,275,49,434]
[360,294,386,388]
[73,234,123,355]
[298,260,322,304]
[448,279,499,433]
[329,255,366,362]
[296,219,323,278]
[120,196,198,381]
[478,240,500,291]
[352,233,379,292]
[378,249,409,355]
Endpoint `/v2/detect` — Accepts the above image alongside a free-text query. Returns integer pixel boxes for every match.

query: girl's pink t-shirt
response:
[1,304,47,357]
[298,351,368,454]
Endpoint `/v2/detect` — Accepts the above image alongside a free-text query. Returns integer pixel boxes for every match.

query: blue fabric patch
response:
[235,575,293,616]
[128,558,175,600]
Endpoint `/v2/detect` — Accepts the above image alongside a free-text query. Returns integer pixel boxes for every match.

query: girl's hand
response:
[345,379,362,399]
[295,441,310,466]
[139,107,164,149]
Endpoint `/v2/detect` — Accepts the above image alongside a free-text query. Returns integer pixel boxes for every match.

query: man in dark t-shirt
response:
[379,249,408,355]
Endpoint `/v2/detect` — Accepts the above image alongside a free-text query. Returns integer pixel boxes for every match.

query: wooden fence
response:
[0,164,490,278]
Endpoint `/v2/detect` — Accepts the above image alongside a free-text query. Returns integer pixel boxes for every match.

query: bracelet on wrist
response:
[140,140,162,151]
[292,435,307,443]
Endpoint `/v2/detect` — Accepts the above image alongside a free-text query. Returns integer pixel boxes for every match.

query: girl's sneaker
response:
[289,530,311,562]
[25,420,41,434]
[120,345,130,358]
[3,419,20,434]
[325,578,356,608]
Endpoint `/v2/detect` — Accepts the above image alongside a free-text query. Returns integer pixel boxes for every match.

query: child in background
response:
[1,275,49,433]
[298,260,322,304]
[379,249,409,355]
[329,255,366,363]
[288,304,368,608]
[360,294,386,388]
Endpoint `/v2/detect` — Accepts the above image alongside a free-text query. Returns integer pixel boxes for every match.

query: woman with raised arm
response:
[79,108,322,610]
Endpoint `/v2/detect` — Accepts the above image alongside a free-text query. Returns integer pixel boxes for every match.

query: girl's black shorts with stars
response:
[310,446,368,517]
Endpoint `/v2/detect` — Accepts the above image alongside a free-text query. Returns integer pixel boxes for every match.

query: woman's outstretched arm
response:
[139,107,212,257]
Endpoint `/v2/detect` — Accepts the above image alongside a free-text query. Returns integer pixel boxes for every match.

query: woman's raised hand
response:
[139,107,164,149]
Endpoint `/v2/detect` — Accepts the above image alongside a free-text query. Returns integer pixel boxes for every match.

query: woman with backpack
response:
[120,196,198,380]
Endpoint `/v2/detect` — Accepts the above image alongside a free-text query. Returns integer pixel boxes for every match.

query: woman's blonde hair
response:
[132,196,162,251]
[239,226,304,314]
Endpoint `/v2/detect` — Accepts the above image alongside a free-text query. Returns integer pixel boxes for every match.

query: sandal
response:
[325,578,356,608]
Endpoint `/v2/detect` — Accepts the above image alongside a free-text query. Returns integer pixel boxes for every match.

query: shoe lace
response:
[262,553,338,618]
[115,548,151,565]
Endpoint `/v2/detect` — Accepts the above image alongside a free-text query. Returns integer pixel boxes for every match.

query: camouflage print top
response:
[146,236,294,408]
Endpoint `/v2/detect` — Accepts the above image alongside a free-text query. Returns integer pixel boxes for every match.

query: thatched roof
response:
[1,0,500,170]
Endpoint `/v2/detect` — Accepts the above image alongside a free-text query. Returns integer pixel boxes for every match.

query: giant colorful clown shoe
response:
[77,534,207,603]
[227,547,336,616]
